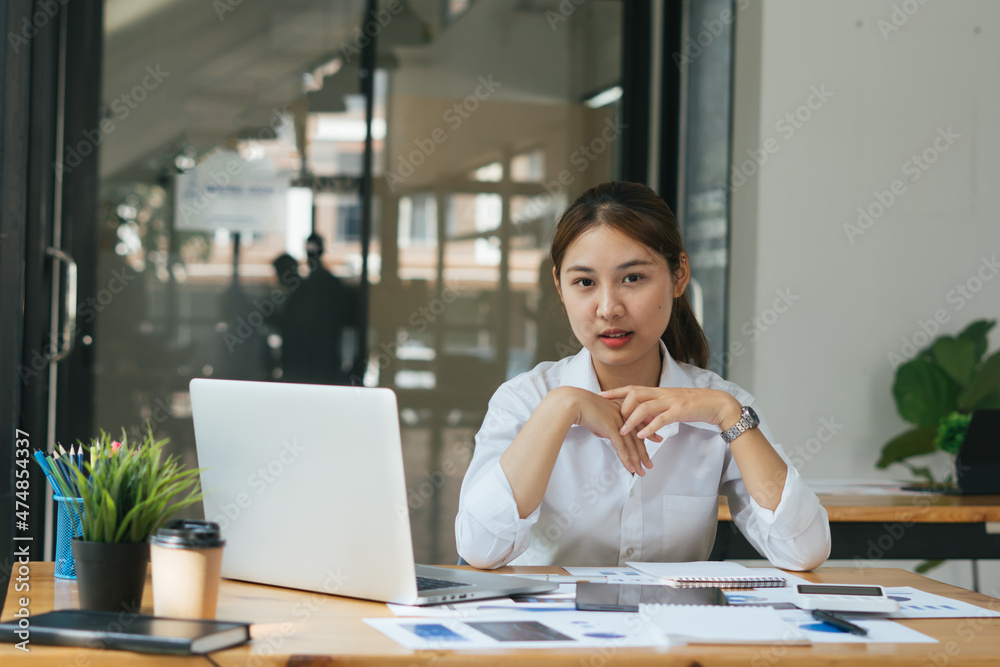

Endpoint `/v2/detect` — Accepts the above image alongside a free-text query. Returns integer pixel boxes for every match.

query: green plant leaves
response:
[882,319,997,479]
[934,412,972,455]
[974,389,1000,410]
[957,319,996,362]
[72,428,204,544]
[892,359,959,426]
[932,337,979,386]
[877,425,938,468]
[957,350,1000,411]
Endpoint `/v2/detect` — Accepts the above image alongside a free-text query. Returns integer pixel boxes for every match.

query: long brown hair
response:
[549,181,710,368]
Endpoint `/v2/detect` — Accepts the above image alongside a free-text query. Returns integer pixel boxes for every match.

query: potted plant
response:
[878,319,1000,482]
[46,428,204,612]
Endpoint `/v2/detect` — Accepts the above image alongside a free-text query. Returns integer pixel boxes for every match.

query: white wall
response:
[729,0,1000,591]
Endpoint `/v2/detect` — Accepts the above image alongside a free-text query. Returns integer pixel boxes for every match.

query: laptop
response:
[189,378,555,605]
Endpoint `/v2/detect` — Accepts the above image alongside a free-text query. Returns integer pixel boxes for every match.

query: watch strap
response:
[721,405,759,444]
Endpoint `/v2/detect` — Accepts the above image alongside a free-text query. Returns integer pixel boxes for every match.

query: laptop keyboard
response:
[416,575,473,591]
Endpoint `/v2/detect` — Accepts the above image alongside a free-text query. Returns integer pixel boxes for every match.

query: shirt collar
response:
[561,340,695,392]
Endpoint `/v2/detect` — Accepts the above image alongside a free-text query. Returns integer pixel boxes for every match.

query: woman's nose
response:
[597,288,624,320]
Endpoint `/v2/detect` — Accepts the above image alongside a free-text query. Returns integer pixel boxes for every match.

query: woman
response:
[455,181,830,570]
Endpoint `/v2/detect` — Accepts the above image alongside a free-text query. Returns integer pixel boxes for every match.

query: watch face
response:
[744,406,760,426]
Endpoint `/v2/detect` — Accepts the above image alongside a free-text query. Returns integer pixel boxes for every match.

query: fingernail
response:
[619,426,628,435]
[637,431,646,439]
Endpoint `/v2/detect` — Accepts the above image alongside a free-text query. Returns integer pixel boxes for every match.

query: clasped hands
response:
[566,385,742,477]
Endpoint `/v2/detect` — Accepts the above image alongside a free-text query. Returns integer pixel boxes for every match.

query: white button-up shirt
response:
[455,342,831,570]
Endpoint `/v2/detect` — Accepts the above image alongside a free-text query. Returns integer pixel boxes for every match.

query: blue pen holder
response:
[54,495,84,579]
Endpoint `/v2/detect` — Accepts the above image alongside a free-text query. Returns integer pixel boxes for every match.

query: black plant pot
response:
[71,539,150,612]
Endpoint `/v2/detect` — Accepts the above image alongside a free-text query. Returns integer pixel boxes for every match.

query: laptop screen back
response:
[190,379,420,603]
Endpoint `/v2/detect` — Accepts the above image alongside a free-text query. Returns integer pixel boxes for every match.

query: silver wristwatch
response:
[720,405,760,444]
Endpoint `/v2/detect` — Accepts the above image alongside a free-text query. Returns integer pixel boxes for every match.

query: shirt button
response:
[629,489,635,498]
[625,547,635,557]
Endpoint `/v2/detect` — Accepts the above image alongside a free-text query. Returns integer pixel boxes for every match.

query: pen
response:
[811,609,868,636]
[33,450,58,488]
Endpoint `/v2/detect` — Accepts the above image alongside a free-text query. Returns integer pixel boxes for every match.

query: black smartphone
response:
[575,583,729,612]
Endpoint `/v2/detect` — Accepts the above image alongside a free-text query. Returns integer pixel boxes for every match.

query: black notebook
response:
[0,610,250,655]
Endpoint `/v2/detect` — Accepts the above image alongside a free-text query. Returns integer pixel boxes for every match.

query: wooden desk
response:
[3,563,1000,665]
[714,494,1000,561]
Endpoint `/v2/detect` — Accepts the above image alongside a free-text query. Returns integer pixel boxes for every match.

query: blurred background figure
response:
[213,274,274,383]
[269,253,301,334]
[280,234,360,385]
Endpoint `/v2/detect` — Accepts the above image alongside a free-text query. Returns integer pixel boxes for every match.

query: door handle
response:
[46,247,77,361]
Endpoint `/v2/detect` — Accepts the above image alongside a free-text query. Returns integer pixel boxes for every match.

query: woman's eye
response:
[623,274,643,284]
[575,278,594,287]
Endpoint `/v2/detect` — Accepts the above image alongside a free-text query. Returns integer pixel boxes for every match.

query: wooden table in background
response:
[714,493,1000,562]
[3,562,1000,666]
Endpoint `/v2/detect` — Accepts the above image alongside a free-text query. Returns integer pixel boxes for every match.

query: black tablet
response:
[575,583,728,612]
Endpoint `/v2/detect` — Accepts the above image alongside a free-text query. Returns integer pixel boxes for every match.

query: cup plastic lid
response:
[149,519,225,548]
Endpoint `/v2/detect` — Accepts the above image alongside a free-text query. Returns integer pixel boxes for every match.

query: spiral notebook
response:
[661,575,786,589]
[626,561,787,589]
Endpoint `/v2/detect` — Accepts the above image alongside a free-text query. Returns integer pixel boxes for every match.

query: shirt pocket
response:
[661,493,719,561]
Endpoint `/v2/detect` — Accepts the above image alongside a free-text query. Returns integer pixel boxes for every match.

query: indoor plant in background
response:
[49,428,204,612]
[878,319,1000,482]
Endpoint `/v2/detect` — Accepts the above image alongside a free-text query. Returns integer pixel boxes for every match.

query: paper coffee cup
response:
[150,520,225,619]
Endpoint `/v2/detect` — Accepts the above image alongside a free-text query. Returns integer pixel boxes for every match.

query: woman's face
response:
[555,224,688,385]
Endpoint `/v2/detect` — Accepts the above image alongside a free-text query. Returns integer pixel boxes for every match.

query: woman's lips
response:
[599,331,633,348]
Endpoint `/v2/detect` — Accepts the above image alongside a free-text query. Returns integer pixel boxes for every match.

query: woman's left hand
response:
[599,386,742,440]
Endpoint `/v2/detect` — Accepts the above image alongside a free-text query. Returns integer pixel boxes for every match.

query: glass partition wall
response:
[95,0,623,563]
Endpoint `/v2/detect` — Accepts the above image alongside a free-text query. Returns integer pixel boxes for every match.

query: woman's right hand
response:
[555,387,654,476]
